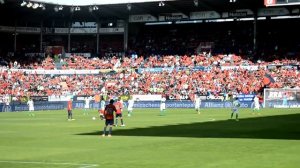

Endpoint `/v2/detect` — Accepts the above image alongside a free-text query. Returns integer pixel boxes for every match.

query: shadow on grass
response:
[77,113,300,140]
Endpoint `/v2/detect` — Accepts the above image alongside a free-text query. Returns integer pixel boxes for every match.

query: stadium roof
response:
[0,0,266,23]
[32,0,173,6]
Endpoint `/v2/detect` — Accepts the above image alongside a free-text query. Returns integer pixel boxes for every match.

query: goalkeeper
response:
[231,97,240,121]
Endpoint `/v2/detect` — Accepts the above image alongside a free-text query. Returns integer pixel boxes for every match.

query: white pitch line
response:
[0,160,98,168]
[80,164,99,168]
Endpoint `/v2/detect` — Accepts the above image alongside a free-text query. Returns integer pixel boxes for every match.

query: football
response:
[92,117,96,120]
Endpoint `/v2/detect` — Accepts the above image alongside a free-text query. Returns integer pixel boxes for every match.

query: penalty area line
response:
[0,160,98,168]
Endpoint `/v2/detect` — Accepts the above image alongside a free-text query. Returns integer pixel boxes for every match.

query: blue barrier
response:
[74,102,101,109]
[265,100,300,108]
[0,102,66,112]
[1,100,255,112]
[237,94,255,102]
[13,103,65,111]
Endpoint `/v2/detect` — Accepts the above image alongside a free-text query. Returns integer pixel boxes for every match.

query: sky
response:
[32,0,169,6]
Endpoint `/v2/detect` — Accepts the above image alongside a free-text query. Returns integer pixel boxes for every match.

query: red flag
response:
[263,74,275,86]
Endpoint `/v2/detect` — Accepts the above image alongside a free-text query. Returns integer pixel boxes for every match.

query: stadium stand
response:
[1,54,299,101]
[0,0,299,102]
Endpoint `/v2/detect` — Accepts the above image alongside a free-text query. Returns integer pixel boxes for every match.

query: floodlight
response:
[39,3,46,10]
[194,0,198,7]
[75,6,80,11]
[159,1,165,7]
[127,3,131,11]
[27,2,33,8]
[21,1,27,6]
[89,5,98,12]
[54,6,59,12]
[70,6,75,12]
[93,5,98,10]
[32,3,39,9]
[88,6,93,12]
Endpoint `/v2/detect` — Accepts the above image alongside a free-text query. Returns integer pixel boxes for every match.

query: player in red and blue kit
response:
[103,99,117,137]
[67,98,74,121]
[114,97,125,127]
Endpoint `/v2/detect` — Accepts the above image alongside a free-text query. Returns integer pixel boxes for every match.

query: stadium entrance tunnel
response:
[77,113,300,140]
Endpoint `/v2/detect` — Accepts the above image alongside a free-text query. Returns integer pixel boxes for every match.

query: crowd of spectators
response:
[1,53,300,100]
[4,53,300,70]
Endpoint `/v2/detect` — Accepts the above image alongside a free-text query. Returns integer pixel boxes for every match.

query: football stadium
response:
[0,0,300,167]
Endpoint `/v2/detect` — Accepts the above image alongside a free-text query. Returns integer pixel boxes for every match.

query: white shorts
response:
[128,106,133,111]
[232,108,239,113]
[254,103,260,110]
[160,103,166,110]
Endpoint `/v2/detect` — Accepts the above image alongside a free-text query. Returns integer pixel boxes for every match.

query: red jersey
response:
[114,101,123,114]
[104,104,117,120]
[259,96,263,103]
[67,100,72,110]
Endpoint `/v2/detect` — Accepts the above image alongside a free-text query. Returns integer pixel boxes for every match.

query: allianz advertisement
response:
[133,101,253,109]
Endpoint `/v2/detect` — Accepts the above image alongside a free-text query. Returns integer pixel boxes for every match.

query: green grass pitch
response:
[1,108,300,168]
